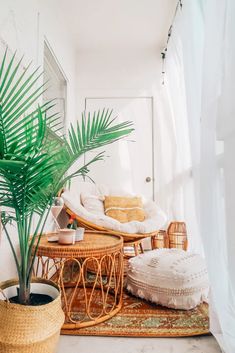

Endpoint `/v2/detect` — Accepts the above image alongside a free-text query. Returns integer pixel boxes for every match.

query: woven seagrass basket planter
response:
[0,278,65,353]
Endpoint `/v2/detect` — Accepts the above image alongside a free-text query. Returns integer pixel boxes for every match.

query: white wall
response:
[0,0,77,281]
[76,48,162,115]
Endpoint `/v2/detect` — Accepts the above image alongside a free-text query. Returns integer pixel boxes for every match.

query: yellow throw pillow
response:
[104,196,146,223]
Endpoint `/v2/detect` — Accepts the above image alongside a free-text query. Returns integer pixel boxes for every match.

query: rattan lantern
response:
[151,230,169,249]
[167,222,188,250]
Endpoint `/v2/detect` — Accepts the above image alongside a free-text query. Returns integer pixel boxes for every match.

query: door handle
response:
[146,176,152,183]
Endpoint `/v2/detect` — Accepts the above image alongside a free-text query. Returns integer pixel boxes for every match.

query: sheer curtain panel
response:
[162,0,235,351]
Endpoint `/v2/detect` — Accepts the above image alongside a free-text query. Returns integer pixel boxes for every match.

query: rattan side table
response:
[34,232,124,331]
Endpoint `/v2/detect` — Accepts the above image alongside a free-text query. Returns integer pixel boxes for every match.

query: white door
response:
[85,97,154,200]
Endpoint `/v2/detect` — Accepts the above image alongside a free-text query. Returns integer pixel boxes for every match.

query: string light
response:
[161,0,183,85]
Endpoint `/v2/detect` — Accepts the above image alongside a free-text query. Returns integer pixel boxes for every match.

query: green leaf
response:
[0,159,24,171]
[0,49,134,304]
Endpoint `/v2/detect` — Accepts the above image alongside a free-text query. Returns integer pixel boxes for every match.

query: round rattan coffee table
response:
[34,232,124,331]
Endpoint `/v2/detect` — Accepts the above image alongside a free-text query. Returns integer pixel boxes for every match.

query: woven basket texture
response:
[0,279,64,353]
[0,332,60,353]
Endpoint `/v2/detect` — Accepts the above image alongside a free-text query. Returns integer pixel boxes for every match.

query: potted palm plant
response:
[0,49,133,353]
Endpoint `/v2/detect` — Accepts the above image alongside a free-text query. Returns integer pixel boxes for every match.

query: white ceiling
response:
[50,0,176,51]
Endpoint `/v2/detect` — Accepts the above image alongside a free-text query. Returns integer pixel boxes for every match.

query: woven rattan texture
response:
[65,206,156,242]
[35,232,123,258]
[34,232,124,330]
[0,279,64,353]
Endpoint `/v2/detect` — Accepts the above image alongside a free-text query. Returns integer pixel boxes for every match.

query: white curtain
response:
[159,0,235,351]
[200,0,235,351]
[155,1,202,253]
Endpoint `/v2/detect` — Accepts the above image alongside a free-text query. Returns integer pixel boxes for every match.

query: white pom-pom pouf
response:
[126,249,209,310]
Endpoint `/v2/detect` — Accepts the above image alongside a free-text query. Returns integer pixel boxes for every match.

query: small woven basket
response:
[151,230,169,249]
[167,221,188,250]
[0,278,65,353]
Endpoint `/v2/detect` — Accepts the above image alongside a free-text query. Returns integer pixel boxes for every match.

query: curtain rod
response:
[161,0,183,85]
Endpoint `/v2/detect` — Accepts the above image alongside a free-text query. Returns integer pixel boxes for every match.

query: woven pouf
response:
[126,249,209,310]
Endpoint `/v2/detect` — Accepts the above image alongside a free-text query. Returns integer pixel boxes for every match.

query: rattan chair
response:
[64,205,161,256]
[60,183,167,257]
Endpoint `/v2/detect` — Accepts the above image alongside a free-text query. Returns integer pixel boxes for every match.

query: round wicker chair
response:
[64,204,160,256]
[59,182,167,257]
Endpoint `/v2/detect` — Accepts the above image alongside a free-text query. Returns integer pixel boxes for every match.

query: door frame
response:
[84,96,155,200]
[43,38,68,133]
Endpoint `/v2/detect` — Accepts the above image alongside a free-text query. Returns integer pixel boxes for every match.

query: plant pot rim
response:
[0,277,60,291]
[0,277,61,309]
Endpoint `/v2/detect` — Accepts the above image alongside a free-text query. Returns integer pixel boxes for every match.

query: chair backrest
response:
[68,180,146,206]
[68,180,99,205]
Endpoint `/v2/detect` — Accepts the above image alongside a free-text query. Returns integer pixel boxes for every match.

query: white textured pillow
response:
[80,192,104,215]
[126,249,209,310]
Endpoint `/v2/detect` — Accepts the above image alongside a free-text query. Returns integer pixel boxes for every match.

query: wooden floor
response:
[57,335,222,353]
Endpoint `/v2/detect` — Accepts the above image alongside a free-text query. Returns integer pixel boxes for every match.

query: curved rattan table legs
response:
[34,251,124,330]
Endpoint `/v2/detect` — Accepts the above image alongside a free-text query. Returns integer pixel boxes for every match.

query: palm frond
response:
[0,49,134,304]
[0,51,47,158]
[67,108,133,158]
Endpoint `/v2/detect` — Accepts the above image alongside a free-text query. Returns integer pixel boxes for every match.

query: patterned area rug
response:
[61,290,210,337]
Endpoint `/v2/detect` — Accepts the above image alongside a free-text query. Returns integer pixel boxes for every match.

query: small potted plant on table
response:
[0,49,133,352]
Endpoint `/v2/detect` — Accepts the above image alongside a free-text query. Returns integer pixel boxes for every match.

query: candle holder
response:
[51,197,64,234]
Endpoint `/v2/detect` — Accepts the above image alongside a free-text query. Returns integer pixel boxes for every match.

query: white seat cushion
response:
[62,184,167,234]
[126,249,209,310]
[80,192,105,215]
